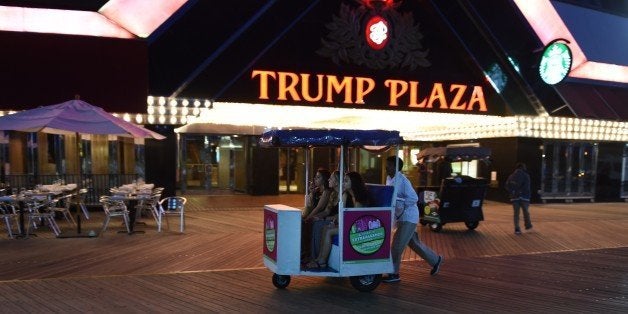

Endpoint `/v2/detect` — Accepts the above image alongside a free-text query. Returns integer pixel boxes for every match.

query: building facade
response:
[1,0,626,202]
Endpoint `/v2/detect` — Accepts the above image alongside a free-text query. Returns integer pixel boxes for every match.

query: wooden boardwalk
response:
[0,196,626,313]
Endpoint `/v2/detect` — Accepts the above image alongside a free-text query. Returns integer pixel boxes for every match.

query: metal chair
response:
[158,197,187,233]
[135,192,162,226]
[0,202,20,238]
[100,196,130,234]
[49,194,76,226]
[24,195,60,237]
[70,188,90,219]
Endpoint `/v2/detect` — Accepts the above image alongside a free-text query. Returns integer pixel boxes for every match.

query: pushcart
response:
[260,129,403,292]
[416,147,491,232]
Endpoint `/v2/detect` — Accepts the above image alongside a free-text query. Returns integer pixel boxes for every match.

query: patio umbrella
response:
[0,99,165,237]
[0,99,165,139]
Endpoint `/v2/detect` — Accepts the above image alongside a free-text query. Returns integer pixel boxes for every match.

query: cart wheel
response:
[429,223,442,232]
[465,221,479,230]
[349,274,382,292]
[272,274,291,289]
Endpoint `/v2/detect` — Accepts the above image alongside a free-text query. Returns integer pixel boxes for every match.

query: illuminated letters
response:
[251,70,275,100]
[355,77,375,104]
[326,75,353,104]
[468,86,487,111]
[426,83,447,109]
[384,80,407,106]
[449,84,468,110]
[252,70,488,112]
[253,70,375,105]
[278,72,300,101]
[300,73,324,102]
[383,79,487,112]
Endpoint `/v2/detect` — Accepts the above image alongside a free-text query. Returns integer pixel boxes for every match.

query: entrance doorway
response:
[183,135,219,191]
[279,148,301,193]
[541,142,597,201]
[179,134,250,194]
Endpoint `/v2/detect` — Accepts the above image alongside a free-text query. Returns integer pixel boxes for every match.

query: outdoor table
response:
[0,192,52,238]
[110,193,153,234]
[39,183,77,195]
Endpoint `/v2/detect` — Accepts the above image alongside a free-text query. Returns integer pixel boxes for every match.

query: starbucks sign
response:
[539,40,572,85]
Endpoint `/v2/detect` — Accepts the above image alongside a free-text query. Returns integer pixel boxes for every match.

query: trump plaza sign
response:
[252,70,488,113]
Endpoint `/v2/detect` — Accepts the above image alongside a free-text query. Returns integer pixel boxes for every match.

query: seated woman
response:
[307,170,341,260]
[306,172,369,270]
[301,168,331,260]
[302,168,331,220]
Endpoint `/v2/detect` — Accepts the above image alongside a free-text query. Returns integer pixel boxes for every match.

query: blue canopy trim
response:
[259,129,403,147]
[417,147,492,163]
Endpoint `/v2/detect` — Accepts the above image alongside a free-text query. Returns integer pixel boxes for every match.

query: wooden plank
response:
[0,198,627,312]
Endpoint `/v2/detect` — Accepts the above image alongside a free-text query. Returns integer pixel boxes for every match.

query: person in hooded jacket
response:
[506,162,533,234]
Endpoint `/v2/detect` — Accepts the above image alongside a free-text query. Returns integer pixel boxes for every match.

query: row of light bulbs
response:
[146,96,212,119]
[516,115,624,128]
[146,96,212,108]
[112,113,190,125]
[3,96,628,142]
[409,115,627,142]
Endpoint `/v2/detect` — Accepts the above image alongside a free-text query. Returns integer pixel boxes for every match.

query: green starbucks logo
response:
[349,215,385,255]
[265,218,276,252]
[539,40,572,85]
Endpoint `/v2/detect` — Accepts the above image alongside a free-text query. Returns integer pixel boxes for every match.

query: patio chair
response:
[158,197,187,233]
[135,192,162,226]
[0,202,20,238]
[49,194,76,226]
[25,196,60,237]
[69,188,90,219]
[100,196,130,234]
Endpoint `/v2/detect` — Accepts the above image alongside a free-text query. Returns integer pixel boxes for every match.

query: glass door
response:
[541,141,597,200]
[184,135,219,190]
[279,148,302,193]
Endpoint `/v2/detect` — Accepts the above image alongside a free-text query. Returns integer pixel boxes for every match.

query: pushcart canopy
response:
[259,129,403,147]
[417,146,491,163]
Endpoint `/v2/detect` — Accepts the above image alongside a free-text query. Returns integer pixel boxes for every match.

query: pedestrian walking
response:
[383,156,443,283]
[506,162,533,234]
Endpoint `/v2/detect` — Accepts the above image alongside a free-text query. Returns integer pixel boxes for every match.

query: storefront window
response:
[447,143,480,179]
[279,148,301,193]
[358,147,386,184]
[451,160,478,177]
[541,141,597,200]
[183,135,219,190]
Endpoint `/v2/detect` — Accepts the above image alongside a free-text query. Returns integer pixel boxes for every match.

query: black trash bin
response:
[419,176,488,232]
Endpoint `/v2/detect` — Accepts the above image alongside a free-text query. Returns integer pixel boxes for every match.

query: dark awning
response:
[556,82,628,120]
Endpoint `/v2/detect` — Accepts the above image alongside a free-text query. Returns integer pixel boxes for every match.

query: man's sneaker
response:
[382,274,400,283]
[430,256,444,276]
[525,225,533,230]
[515,229,522,235]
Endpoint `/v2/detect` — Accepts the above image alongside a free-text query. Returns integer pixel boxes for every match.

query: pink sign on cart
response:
[263,209,278,262]
[343,210,391,262]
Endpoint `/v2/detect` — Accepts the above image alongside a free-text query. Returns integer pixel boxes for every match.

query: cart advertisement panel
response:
[343,210,391,262]
[263,209,278,262]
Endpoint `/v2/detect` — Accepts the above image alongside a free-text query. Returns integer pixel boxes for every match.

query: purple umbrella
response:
[0,99,164,139]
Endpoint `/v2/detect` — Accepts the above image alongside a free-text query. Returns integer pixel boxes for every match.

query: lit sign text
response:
[252,70,487,112]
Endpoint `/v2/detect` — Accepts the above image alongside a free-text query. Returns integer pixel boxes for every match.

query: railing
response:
[1,174,139,205]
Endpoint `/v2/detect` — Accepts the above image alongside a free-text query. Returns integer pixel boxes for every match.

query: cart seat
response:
[366,184,394,207]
